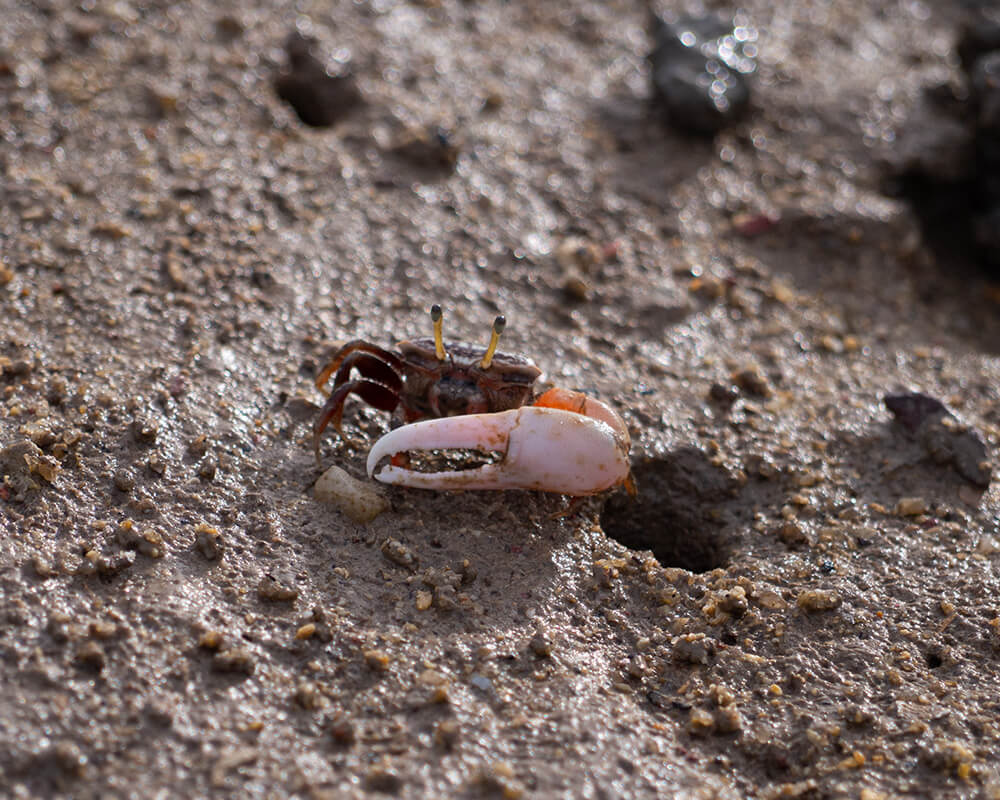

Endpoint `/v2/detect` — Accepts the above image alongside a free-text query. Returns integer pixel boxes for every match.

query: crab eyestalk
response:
[479,315,505,370]
[430,304,447,361]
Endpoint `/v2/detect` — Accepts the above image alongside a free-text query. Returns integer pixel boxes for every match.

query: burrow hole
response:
[600,450,736,573]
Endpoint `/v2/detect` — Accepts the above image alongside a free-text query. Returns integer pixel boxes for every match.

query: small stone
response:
[74,641,106,671]
[329,718,356,746]
[364,649,390,672]
[389,125,461,172]
[708,382,738,405]
[0,439,60,498]
[649,13,756,135]
[113,469,135,492]
[117,521,164,558]
[195,524,223,560]
[197,457,217,481]
[673,633,713,665]
[131,417,158,444]
[257,575,298,603]
[293,682,324,710]
[434,719,460,750]
[212,648,256,675]
[418,669,448,687]
[716,705,744,733]
[528,633,552,658]
[364,768,403,794]
[554,237,602,273]
[91,220,131,239]
[562,272,591,301]
[44,740,88,778]
[199,630,224,650]
[32,557,57,579]
[796,589,842,613]
[717,586,748,618]
[732,366,772,397]
[295,623,317,640]
[896,497,928,516]
[776,521,808,547]
[472,763,525,799]
[89,621,117,640]
[687,708,716,737]
[315,465,389,524]
[381,538,418,571]
[415,591,433,611]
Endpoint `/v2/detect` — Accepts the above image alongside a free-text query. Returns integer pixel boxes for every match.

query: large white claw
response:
[366,406,630,496]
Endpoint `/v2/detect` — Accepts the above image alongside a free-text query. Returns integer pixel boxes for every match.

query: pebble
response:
[434,720,460,751]
[528,633,552,658]
[0,439,60,498]
[672,633,713,665]
[116,520,165,558]
[329,718,356,747]
[131,417,158,444]
[381,538,418,571]
[274,33,362,128]
[364,649,390,672]
[292,682,324,710]
[776,521,809,547]
[194,523,223,560]
[364,768,404,794]
[295,623,317,640]
[113,469,135,492]
[389,125,461,172]
[257,575,298,603]
[74,641,106,671]
[708,382,739,405]
[731,366,772,397]
[687,707,716,736]
[554,237,602,273]
[796,589,842,613]
[197,457,217,481]
[212,648,256,675]
[199,630,224,650]
[314,465,389,524]
[895,496,928,516]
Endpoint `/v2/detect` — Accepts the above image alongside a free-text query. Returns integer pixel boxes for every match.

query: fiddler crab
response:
[313,305,634,496]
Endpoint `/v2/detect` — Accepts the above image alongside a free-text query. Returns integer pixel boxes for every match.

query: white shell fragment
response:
[314,464,389,523]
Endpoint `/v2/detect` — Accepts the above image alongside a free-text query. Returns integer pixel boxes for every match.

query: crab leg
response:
[366,406,630,496]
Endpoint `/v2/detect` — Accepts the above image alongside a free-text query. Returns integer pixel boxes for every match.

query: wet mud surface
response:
[2,0,1000,797]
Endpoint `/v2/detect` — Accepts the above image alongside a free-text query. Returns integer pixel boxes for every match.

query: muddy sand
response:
[2,0,1000,797]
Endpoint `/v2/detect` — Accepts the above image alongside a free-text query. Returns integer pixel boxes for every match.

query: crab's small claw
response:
[367,406,630,496]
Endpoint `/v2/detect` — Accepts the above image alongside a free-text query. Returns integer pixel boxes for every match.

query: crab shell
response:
[366,389,631,496]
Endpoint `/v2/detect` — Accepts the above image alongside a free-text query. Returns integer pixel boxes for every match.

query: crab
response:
[314,306,633,496]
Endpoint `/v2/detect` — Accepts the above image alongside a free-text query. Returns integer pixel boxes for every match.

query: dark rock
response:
[649,13,757,135]
[957,7,1000,71]
[885,392,992,487]
[884,392,948,433]
[274,33,362,128]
